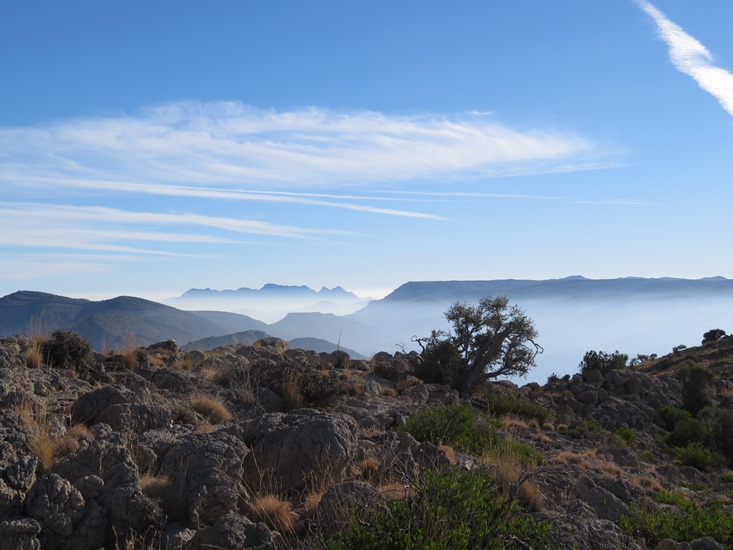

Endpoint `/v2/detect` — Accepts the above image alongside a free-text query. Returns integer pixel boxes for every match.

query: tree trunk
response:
[454,329,510,397]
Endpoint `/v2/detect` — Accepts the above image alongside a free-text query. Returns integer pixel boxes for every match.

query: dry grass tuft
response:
[199,366,219,380]
[55,424,94,458]
[282,370,304,411]
[24,411,57,471]
[175,357,196,372]
[629,474,663,492]
[438,444,457,465]
[303,491,324,516]
[519,479,545,513]
[190,395,232,425]
[378,481,412,501]
[491,456,545,513]
[555,451,582,464]
[248,494,295,534]
[580,459,621,477]
[531,432,552,443]
[140,474,171,500]
[542,422,556,432]
[356,456,381,481]
[501,416,530,430]
[380,387,398,398]
[26,342,45,369]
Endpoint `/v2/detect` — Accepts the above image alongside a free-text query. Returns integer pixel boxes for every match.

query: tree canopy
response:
[414,296,542,397]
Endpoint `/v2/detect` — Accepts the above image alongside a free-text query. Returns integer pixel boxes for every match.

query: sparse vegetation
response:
[189,395,232,424]
[41,330,96,373]
[486,394,553,423]
[248,494,295,535]
[578,349,628,375]
[323,467,553,550]
[398,403,543,466]
[621,499,733,548]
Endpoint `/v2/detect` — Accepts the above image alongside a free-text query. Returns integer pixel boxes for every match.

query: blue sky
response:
[1,0,732,301]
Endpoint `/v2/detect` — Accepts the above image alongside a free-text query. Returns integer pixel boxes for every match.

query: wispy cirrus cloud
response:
[0,202,338,255]
[0,102,600,195]
[636,0,733,118]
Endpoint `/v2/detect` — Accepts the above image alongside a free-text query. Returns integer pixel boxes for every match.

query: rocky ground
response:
[1,332,733,549]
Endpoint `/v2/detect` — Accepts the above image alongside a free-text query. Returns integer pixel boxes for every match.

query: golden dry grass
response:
[501,416,531,430]
[491,456,545,513]
[26,342,45,369]
[580,459,621,477]
[282,370,304,411]
[555,451,582,464]
[378,481,412,501]
[542,422,556,432]
[24,410,56,471]
[303,491,324,516]
[249,494,295,534]
[140,474,171,500]
[199,366,219,380]
[190,395,232,425]
[438,444,457,465]
[531,432,552,443]
[356,456,381,481]
[629,474,663,492]
[379,387,398,398]
[519,479,545,513]
[55,424,94,457]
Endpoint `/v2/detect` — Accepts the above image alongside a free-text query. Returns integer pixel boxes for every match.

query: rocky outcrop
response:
[233,410,359,493]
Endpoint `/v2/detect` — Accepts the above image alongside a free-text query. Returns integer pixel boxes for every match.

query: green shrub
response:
[675,442,720,471]
[251,361,346,408]
[665,417,707,447]
[659,405,693,431]
[372,361,401,383]
[578,350,628,375]
[41,331,96,373]
[486,395,553,422]
[559,420,605,440]
[639,450,656,462]
[412,339,462,386]
[398,404,543,466]
[712,409,733,463]
[613,427,638,446]
[653,490,689,507]
[677,362,713,416]
[324,467,553,550]
[720,471,733,483]
[621,500,733,548]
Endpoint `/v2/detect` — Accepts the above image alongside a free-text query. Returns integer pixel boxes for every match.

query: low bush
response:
[653,490,689,507]
[249,494,295,535]
[323,467,553,550]
[190,395,232,425]
[41,331,96,374]
[486,395,553,423]
[252,362,346,409]
[398,404,543,466]
[613,427,638,446]
[621,500,733,548]
[578,350,628,375]
[675,442,720,471]
[677,362,713,416]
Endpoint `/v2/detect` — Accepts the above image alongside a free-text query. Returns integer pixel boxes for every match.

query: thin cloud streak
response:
[0,202,341,256]
[6,176,447,220]
[636,0,733,118]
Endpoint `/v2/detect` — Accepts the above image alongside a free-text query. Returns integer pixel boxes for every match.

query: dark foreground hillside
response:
[1,332,733,549]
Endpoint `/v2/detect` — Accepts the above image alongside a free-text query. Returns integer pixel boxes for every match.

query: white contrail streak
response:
[636,0,733,118]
